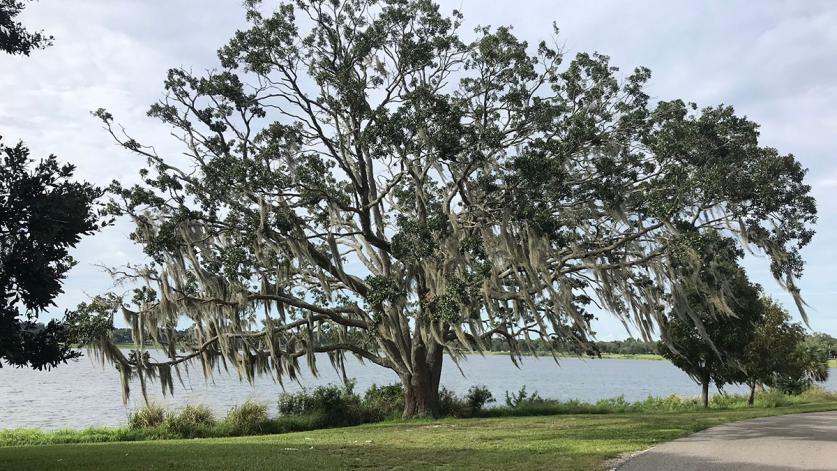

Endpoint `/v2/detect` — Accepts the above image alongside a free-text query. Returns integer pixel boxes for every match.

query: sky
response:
[2,0,836,339]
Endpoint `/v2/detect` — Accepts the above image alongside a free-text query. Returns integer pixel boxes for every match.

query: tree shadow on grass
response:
[0,442,610,471]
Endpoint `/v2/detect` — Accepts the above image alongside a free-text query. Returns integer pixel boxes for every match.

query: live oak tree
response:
[657,235,765,408]
[0,138,104,369]
[82,0,815,417]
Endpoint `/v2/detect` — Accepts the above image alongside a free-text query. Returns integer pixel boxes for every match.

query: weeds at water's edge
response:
[1,385,835,447]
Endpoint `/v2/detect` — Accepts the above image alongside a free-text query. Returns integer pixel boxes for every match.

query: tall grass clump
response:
[128,403,166,429]
[799,386,837,402]
[223,401,269,435]
[162,404,217,438]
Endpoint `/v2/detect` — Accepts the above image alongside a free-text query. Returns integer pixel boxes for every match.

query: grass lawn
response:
[829,359,837,368]
[2,402,835,471]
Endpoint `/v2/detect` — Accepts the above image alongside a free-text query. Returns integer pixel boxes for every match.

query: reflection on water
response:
[1,350,834,429]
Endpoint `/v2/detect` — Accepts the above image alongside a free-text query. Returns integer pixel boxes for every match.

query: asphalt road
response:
[618,411,837,470]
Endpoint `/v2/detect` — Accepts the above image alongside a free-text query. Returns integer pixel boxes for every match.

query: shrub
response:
[175,404,216,427]
[363,383,404,419]
[710,393,745,409]
[595,396,631,412]
[128,403,165,429]
[438,387,468,417]
[277,381,367,426]
[464,385,495,414]
[756,388,790,408]
[504,386,544,408]
[224,401,269,434]
[774,376,814,395]
[640,394,694,412]
[161,404,217,438]
[800,385,837,402]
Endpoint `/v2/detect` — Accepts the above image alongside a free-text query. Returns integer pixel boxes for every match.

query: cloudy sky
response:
[2,0,836,339]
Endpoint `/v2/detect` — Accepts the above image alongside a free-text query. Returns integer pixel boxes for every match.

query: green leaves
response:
[0,0,53,56]
[0,137,106,369]
[89,0,817,408]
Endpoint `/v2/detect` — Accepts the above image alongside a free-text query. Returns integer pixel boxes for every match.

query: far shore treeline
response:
[106,328,837,360]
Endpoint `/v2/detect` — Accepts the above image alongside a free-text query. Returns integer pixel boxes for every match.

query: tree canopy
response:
[0,0,52,56]
[0,138,105,369]
[81,0,815,417]
[741,298,829,402]
[657,235,765,407]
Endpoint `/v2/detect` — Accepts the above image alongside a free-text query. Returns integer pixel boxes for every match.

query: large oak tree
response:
[82,0,815,417]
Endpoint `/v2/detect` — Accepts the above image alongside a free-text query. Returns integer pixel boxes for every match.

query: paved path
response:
[618,411,837,470]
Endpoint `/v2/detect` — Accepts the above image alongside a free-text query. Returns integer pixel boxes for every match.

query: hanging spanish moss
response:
[77,0,816,418]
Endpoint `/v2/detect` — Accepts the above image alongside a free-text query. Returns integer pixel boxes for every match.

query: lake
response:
[1,351,835,430]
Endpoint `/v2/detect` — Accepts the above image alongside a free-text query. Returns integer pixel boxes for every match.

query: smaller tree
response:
[0,0,52,56]
[658,235,764,408]
[741,299,830,403]
[775,335,830,395]
[0,137,106,369]
[740,297,805,405]
[807,332,837,360]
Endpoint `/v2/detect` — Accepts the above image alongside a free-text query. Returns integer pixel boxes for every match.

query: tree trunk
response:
[401,341,444,418]
[747,383,756,407]
[701,377,710,409]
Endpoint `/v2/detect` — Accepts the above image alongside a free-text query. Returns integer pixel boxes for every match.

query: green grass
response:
[828,359,837,368]
[2,402,836,471]
[3,387,834,448]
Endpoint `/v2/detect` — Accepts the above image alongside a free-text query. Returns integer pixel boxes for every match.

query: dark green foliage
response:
[773,337,830,394]
[277,382,492,422]
[806,333,837,360]
[277,381,370,425]
[0,0,52,55]
[504,386,545,409]
[658,234,765,407]
[363,383,405,418]
[0,138,105,369]
[482,337,657,355]
[437,387,467,417]
[741,298,806,399]
[464,385,495,414]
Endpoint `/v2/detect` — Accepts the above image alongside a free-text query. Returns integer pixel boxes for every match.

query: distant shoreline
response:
[475,351,665,361]
[103,345,835,366]
[104,344,664,361]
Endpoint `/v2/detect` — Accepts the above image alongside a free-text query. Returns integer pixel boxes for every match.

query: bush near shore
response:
[2,384,835,447]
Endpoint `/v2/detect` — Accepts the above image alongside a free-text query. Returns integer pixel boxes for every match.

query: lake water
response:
[1,351,835,430]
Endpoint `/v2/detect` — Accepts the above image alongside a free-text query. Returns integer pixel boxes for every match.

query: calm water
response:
[1,351,835,430]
